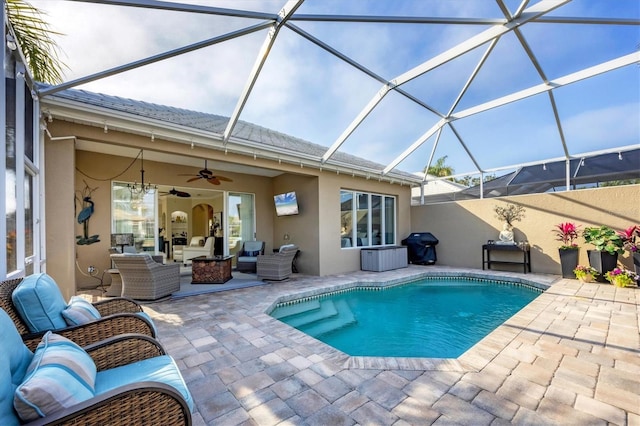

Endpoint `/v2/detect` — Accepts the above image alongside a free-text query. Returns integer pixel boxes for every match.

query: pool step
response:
[301,300,356,337]
[287,301,338,328]
[271,299,321,319]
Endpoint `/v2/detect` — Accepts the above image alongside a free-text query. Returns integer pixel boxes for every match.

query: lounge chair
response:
[111,254,180,300]
[257,244,299,281]
[236,240,265,273]
[1,275,156,351]
[0,307,193,425]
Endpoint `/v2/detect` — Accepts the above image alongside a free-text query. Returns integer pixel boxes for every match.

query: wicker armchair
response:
[0,277,156,351]
[257,245,299,281]
[236,241,266,273]
[0,308,193,425]
[111,254,180,300]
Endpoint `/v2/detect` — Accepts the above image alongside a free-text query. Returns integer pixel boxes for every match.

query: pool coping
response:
[263,268,558,371]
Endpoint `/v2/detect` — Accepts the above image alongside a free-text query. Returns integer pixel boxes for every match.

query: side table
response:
[105,269,122,296]
[482,243,531,273]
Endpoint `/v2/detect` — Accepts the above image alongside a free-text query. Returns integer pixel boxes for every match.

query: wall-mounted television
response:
[274,192,299,216]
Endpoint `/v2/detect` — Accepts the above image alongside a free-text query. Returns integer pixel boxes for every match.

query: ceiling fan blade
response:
[216,175,233,182]
[186,177,201,182]
[176,191,191,197]
[206,177,221,185]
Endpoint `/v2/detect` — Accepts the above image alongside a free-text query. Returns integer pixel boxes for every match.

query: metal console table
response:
[482,243,531,273]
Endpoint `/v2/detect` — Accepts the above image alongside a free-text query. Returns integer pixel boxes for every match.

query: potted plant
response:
[573,265,598,283]
[493,203,525,244]
[604,267,638,288]
[583,225,624,282]
[553,222,580,278]
[619,225,640,274]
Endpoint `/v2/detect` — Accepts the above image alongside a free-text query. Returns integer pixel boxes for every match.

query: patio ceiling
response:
[33,0,639,181]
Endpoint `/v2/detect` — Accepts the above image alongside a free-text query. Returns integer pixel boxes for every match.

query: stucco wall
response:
[318,173,413,276]
[45,119,414,288]
[272,174,320,275]
[44,138,76,299]
[410,185,640,274]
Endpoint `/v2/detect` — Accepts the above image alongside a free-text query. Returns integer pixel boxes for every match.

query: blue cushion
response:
[14,332,96,421]
[61,296,101,326]
[12,273,68,332]
[95,355,193,413]
[242,250,260,257]
[0,309,34,426]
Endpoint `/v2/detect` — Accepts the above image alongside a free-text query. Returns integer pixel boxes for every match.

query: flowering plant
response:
[604,267,638,288]
[618,225,639,253]
[553,222,580,250]
[573,265,598,281]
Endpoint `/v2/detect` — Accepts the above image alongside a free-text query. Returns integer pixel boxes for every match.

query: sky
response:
[29,0,640,177]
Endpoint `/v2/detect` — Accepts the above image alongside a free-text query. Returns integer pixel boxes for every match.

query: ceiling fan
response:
[159,188,191,198]
[180,160,232,185]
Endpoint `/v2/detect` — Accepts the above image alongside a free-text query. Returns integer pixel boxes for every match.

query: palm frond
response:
[5,0,67,84]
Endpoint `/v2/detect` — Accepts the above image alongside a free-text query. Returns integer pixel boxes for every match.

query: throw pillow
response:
[14,332,97,421]
[61,296,102,326]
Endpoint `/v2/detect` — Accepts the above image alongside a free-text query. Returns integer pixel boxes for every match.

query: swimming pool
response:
[270,277,542,358]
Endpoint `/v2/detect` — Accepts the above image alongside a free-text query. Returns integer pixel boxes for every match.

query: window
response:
[5,77,17,272]
[111,182,157,252]
[3,62,40,278]
[340,190,395,248]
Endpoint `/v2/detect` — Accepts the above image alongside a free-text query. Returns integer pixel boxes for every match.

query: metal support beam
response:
[39,22,272,96]
[324,0,570,165]
[223,0,304,144]
[453,51,640,120]
[68,0,276,20]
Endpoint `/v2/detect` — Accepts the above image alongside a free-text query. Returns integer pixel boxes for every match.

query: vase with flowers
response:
[604,267,638,288]
[619,225,640,275]
[554,222,580,278]
[573,265,598,283]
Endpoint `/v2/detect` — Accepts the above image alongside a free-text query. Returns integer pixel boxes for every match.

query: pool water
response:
[270,278,541,358]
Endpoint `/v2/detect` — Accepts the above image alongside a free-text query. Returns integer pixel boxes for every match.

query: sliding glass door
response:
[227,192,255,255]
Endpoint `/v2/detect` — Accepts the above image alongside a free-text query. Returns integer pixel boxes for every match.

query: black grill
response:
[401,232,439,265]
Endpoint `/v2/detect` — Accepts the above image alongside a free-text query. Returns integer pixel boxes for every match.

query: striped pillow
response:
[61,296,101,326]
[14,332,96,421]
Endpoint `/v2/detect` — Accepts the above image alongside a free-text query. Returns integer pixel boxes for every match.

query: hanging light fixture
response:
[128,149,156,197]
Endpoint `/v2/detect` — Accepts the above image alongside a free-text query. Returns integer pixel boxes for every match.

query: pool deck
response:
[129,265,639,425]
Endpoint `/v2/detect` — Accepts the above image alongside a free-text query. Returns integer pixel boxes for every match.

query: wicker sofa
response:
[256,245,299,281]
[0,275,156,351]
[111,254,180,300]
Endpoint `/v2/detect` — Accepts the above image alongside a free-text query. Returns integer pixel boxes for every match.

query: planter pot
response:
[587,250,618,283]
[559,248,579,279]
[611,277,629,288]
[577,274,594,283]
[634,253,640,276]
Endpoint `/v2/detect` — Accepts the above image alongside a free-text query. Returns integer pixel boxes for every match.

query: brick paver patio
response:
[130,266,639,425]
